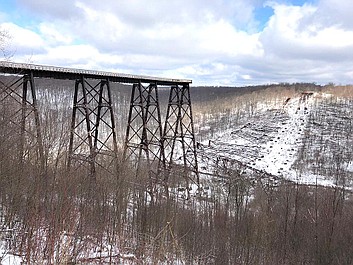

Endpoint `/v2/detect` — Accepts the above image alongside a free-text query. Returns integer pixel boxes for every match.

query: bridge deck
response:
[0,61,192,85]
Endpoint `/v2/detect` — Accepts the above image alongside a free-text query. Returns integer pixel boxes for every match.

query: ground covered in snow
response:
[2,85,353,264]
[197,91,353,189]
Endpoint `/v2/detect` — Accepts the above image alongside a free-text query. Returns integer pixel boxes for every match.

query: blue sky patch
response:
[254,5,274,30]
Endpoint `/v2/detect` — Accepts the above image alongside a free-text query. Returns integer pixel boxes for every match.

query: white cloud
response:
[262,3,353,59]
[197,20,263,57]
[1,22,45,56]
[3,0,353,85]
[38,23,73,45]
[316,0,353,30]
[255,2,353,84]
[33,44,124,68]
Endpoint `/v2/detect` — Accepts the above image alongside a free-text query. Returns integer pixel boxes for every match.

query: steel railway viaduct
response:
[0,61,199,188]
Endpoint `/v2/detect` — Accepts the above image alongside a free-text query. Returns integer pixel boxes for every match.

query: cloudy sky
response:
[1,0,353,86]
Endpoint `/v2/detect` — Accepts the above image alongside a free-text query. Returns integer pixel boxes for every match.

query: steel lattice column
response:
[0,73,45,170]
[163,84,199,186]
[68,77,118,180]
[123,82,166,177]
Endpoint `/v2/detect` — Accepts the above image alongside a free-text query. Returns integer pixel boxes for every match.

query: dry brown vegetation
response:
[1,81,353,264]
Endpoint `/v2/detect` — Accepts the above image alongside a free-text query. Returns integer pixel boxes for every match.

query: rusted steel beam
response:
[68,78,119,181]
[0,73,45,171]
[0,61,192,86]
[123,82,166,177]
[163,84,199,188]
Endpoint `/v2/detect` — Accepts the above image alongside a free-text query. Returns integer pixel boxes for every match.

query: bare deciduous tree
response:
[0,27,12,60]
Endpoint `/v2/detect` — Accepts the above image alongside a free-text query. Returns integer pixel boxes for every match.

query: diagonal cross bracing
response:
[67,77,118,181]
[123,82,166,178]
[163,84,199,187]
[0,73,45,171]
[0,61,198,188]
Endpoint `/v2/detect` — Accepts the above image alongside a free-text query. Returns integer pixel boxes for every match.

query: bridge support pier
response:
[0,62,197,194]
[123,82,166,179]
[0,73,45,171]
[163,84,199,188]
[67,77,118,181]
[123,82,199,192]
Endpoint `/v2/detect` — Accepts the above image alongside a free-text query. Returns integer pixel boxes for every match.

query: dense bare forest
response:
[1,78,353,264]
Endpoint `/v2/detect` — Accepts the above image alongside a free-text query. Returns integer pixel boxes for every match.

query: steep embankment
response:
[197,91,353,188]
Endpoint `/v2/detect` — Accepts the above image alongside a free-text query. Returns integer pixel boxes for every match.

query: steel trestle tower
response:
[163,84,199,186]
[0,61,199,189]
[67,77,119,181]
[0,73,45,171]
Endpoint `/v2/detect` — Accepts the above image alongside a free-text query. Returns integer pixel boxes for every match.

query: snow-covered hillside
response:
[197,90,353,189]
[2,83,353,264]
